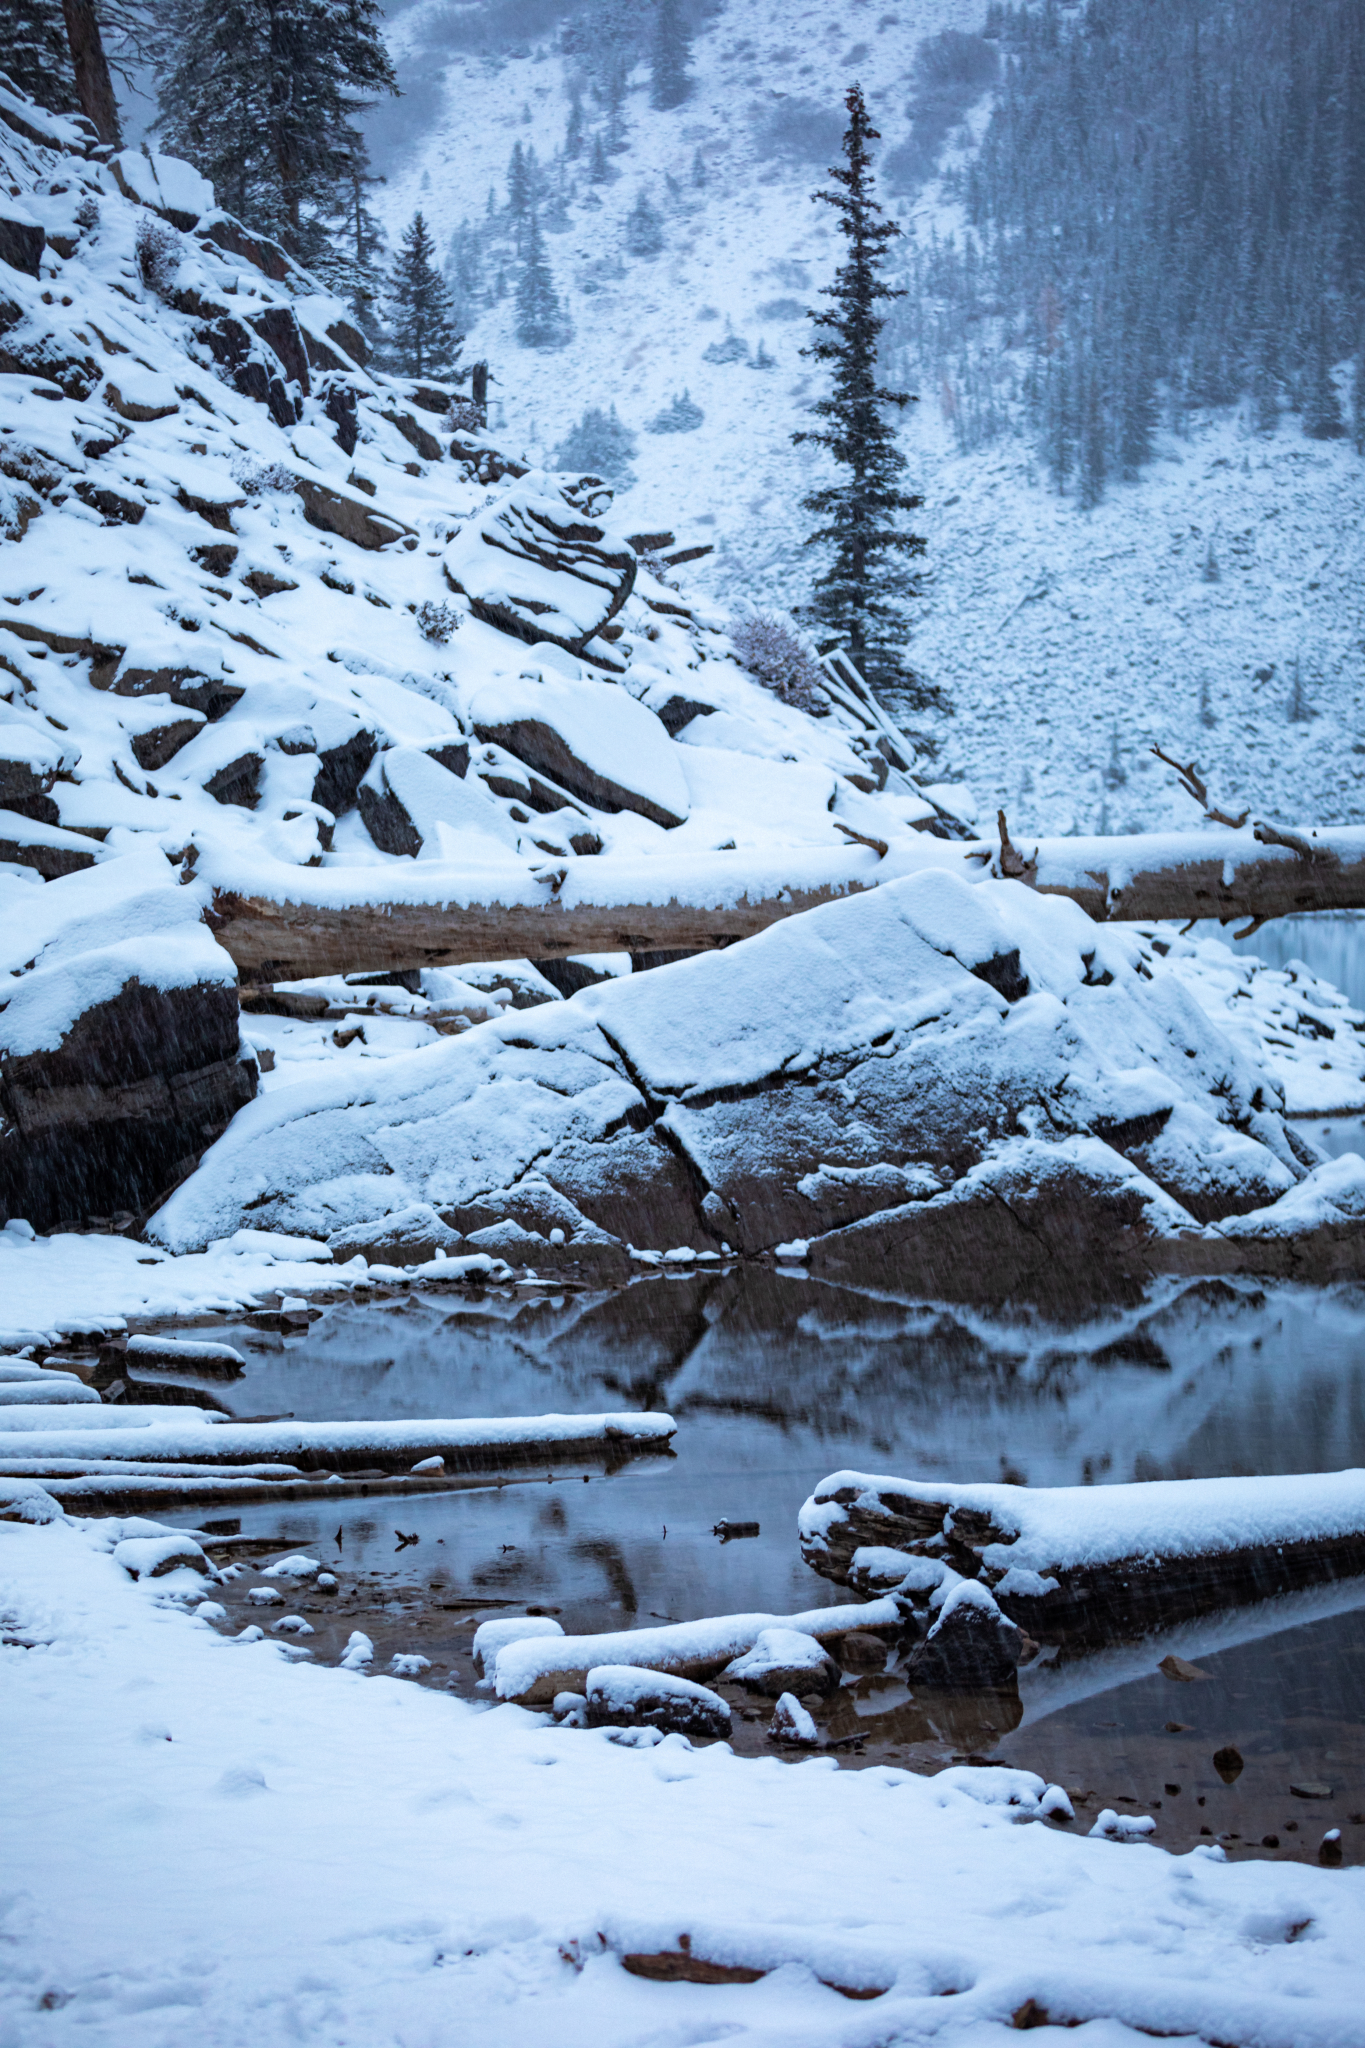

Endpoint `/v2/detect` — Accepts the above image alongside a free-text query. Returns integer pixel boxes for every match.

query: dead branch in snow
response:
[1150,746,1251,829]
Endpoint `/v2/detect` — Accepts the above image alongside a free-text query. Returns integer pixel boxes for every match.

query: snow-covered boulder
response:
[584,1665,731,1737]
[0,848,253,1231]
[469,671,689,829]
[149,867,1356,1290]
[907,1581,1026,1690]
[722,1627,841,1699]
[443,483,637,657]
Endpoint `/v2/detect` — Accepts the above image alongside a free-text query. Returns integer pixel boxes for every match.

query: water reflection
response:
[200,1269,1365,1857]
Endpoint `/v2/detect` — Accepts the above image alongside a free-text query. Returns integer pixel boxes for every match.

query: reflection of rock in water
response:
[211,1269,1365,1498]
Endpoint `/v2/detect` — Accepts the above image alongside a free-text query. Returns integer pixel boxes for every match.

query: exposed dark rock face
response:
[1,976,254,1229]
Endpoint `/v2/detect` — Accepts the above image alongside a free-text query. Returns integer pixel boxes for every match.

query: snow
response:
[472,1612,565,1676]
[468,669,691,824]
[2,1515,1364,2047]
[769,1692,819,1745]
[109,148,215,221]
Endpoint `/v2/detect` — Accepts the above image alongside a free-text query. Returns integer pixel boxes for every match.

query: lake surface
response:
[194,1267,1365,1865]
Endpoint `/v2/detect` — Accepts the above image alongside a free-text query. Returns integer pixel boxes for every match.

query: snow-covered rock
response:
[722,1627,841,1699]
[148,866,1360,1289]
[584,1665,731,1738]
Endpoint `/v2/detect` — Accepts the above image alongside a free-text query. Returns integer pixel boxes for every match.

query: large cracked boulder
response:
[148,870,1354,1294]
[0,848,254,1229]
[469,672,689,829]
[443,480,636,657]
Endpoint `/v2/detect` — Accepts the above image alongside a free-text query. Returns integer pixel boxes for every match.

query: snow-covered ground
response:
[3,1511,1363,2047]
[373,0,1365,832]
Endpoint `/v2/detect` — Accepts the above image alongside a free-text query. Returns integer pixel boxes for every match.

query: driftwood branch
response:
[1150,746,1250,829]
[203,825,1365,981]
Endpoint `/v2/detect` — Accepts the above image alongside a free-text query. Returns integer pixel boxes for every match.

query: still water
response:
[196,1267,1365,1864]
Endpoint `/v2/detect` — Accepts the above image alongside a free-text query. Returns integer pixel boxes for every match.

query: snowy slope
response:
[374,0,1365,831]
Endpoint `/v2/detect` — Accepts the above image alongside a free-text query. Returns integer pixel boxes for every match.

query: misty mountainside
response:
[369,0,1365,836]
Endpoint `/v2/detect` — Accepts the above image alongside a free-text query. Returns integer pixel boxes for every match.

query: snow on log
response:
[492,1596,904,1705]
[0,1409,676,1512]
[799,1467,1365,1644]
[202,824,1365,979]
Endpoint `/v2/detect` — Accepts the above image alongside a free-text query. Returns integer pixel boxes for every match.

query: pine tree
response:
[691,146,707,188]
[0,0,77,112]
[554,401,636,481]
[387,211,459,379]
[650,0,692,111]
[625,189,664,256]
[1301,312,1345,438]
[515,207,571,350]
[156,0,397,259]
[588,133,611,184]
[507,140,530,221]
[793,85,930,699]
[565,88,584,157]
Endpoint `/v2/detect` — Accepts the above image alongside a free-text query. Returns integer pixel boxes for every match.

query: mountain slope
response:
[371,0,1365,833]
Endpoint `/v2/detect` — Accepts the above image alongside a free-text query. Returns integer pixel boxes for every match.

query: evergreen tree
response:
[0,0,77,112]
[515,207,571,350]
[507,140,530,221]
[1301,312,1345,438]
[625,189,664,255]
[565,88,584,157]
[156,0,397,260]
[691,145,707,187]
[588,133,611,184]
[387,211,459,379]
[793,85,931,700]
[649,0,692,111]
[319,129,386,333]
[553,401,636,481]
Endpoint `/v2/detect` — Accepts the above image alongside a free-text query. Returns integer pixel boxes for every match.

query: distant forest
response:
[882,0,1365,501]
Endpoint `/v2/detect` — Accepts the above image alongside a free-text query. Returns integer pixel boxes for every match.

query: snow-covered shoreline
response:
[2,1512,1363,2047]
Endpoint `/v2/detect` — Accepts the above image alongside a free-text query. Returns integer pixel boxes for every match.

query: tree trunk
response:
[202,824,1365,982]
[60,0,121,146]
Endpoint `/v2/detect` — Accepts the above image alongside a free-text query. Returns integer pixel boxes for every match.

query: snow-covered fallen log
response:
[202,823,1365,979]
[491,1596,903,1706]
[0,1408,676,1473]
[799,1467,1365,1644]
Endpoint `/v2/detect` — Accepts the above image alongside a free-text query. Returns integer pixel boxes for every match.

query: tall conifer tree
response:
[156,0,396,260]
[649,0,692,111]
[515,207,570,349]
[793,85,930,698]
[387,211,459,379]
[0,0,77,112]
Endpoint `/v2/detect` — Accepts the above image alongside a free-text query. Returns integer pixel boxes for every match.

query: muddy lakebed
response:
[69,1260,1362,1871]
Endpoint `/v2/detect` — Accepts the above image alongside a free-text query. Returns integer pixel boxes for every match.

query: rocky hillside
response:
[0,77,963,1231]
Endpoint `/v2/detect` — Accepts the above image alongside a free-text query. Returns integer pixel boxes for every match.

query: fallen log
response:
[200,825,1365,979]
[798,1467,1365,1649]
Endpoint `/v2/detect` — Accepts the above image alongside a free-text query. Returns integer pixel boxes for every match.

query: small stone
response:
[1160,1655,1210,1682]
[270,1614,314,1635]
[1165,1782,1181,1795]
[246,1585,284,1606]
[1291,1780,1333,1800]
[1164,1721,1192,1733]
[768,1692,819,1746]
[837,1631,887,1672]
[1262,1834,1280,1848]
[1319,1829,1343,1867]
[1212,1745,1243,1783]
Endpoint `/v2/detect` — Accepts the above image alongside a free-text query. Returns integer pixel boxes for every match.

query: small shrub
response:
[702,329,747,365]
[552,402,637,483]
[729,610,829,715]
[231,458,295,495]
[415,599,460,643]
[135,216,181,297]
[445,395,484,433]
[646,390,704,434]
